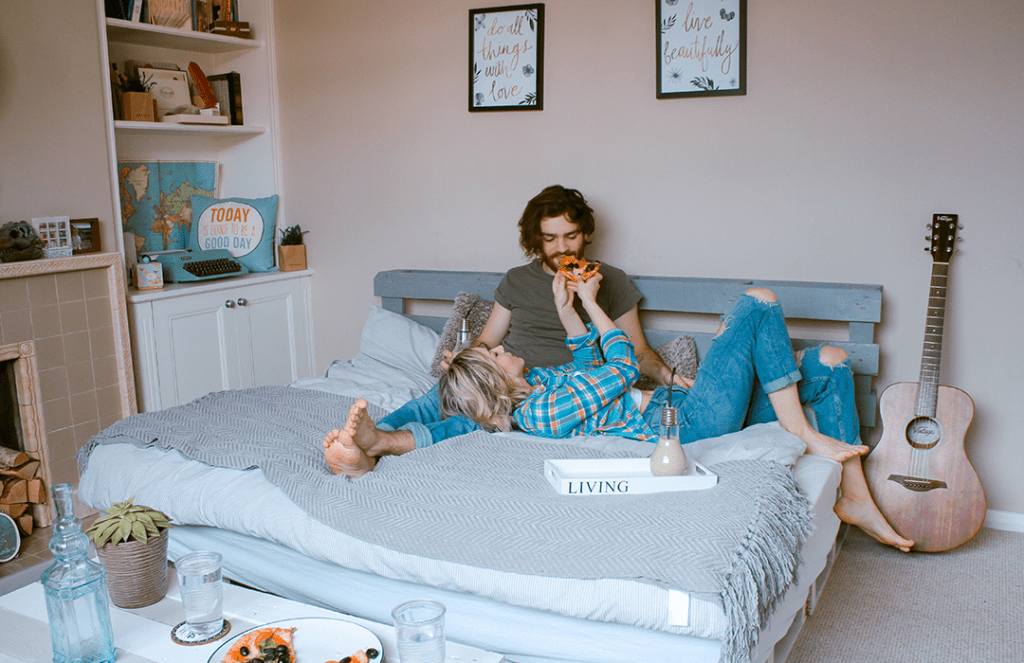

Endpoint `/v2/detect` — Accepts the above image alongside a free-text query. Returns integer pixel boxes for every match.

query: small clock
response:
[0,512,21,563]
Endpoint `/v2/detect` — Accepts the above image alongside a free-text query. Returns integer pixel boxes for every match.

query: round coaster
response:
[171,619,231,646]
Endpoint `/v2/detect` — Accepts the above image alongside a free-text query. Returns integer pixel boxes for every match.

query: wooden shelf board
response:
[114,121,266,135]
[106,18,261,53]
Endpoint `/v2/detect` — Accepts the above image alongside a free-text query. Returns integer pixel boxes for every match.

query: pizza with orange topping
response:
[558,255,601,282]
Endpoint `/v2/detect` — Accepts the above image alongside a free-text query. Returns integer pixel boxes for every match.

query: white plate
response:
[208,617,382,663]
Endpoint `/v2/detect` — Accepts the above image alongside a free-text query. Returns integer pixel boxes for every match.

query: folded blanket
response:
[79,386,812,663]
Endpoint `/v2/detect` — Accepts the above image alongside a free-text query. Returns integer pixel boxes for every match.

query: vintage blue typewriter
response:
[153,249,249,283]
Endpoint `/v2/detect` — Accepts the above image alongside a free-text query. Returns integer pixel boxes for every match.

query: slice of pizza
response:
[324,647,379,663]
[222,626,296,663]
[558,255,601,282]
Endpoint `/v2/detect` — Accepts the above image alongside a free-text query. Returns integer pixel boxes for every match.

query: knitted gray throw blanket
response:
[79,386,812,663]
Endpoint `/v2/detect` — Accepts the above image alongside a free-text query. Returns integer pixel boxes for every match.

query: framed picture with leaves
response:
[469,4,544,112]
[656,0,746,99]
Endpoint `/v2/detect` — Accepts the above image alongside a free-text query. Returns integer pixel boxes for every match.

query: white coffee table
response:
[0,567,504,663]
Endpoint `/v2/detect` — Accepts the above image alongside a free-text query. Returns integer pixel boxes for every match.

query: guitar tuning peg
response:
[958,224,964,229]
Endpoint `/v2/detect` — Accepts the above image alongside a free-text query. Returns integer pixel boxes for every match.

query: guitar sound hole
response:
[905,416,941,449]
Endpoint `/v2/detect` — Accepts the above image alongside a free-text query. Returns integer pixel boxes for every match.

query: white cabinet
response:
[128,271,315,412]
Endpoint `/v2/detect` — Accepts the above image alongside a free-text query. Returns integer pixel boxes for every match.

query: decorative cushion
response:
[189,194,278,272]
[634,334,699,390]
[429,293,494,378]
[357,305,439,378]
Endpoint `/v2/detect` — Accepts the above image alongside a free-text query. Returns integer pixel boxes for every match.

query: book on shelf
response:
[207,72,243,125]
[103,0,139,20]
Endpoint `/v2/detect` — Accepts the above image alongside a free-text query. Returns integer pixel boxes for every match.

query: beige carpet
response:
[787,525,1024,663]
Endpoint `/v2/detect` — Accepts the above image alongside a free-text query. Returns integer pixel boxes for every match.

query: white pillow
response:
[357,306,439,378]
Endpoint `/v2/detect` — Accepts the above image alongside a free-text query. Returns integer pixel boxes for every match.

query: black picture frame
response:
[469,4,544,112]
[207,72,243,125]
[656,0,746,99]
[70,218,102,255]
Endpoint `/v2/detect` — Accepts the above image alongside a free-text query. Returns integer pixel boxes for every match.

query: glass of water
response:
[174,551,224,643]
[392,599,445,663]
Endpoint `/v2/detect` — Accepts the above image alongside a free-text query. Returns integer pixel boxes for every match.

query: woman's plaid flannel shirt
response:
[513,325,658,442]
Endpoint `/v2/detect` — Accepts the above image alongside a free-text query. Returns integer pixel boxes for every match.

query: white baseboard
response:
[984,509,1024,533]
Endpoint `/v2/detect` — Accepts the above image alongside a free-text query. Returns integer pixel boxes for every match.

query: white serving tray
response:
[544,458,718,495]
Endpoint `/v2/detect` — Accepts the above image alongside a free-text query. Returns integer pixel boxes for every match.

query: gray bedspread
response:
[79,386,812,663]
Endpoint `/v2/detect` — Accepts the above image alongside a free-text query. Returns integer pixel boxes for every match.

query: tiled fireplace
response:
[0,253,135,527]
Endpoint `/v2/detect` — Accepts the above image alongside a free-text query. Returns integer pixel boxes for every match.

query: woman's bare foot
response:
[801,428,869,462]
[323,399,381,478]
[323,425,376,478]
[323,399,416,477]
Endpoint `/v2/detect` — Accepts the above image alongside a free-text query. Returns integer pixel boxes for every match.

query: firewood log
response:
[1,478,28,504]
[0,448,29,469]
[0,460,40,480]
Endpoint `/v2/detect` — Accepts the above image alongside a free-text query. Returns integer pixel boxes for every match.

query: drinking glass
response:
[391,599,446,663]
[175,551,224,642]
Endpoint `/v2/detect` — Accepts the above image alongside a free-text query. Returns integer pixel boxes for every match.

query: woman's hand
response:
[552,271,576,314]
[574,270,602,305]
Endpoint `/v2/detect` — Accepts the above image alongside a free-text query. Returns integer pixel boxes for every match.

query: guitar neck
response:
[917,261,948,417]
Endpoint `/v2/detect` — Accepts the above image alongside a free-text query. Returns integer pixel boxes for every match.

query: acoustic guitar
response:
[864,214,985,552]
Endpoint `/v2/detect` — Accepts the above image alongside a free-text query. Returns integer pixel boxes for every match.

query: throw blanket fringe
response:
[79,386,812,663]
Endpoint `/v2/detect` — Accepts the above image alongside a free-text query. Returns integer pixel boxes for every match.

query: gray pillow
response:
[430,293,494,378]
[634,334,698,390]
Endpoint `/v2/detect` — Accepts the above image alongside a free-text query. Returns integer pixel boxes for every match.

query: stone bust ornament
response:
[0,221,44,262]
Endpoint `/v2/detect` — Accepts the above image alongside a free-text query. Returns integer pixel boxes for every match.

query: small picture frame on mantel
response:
[469,4,545,112]
[71,218,102,255]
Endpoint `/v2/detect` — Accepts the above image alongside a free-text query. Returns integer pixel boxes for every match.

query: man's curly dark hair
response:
[518,185,595,259]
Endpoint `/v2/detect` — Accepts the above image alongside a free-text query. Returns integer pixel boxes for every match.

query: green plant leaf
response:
[117,519,132,543]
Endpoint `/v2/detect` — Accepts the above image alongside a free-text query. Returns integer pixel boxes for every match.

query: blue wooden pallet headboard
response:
[374,270,883,430]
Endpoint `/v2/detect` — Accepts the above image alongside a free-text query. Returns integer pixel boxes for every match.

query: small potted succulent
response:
[86,497,172,608]
[116,69,155,122]
[277,224,308,271]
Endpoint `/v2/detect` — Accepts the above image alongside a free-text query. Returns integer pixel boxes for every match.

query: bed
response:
[77,269,883,663]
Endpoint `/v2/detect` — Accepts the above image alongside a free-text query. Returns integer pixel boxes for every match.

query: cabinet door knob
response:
[225,300,235,308]
[237,298,248,307]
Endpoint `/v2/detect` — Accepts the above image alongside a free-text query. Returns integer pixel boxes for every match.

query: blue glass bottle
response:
[40,483,116,663]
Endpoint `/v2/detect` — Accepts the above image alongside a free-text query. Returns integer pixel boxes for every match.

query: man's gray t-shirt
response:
[493,260,643,369]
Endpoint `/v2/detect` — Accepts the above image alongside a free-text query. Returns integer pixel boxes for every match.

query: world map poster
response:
[118,161,218,255]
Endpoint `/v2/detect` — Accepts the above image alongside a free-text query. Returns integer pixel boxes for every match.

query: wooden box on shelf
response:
[120,91,154,122]
[278,244,306,271]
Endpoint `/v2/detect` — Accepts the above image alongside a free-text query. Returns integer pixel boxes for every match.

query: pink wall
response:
[275,1,1024,514]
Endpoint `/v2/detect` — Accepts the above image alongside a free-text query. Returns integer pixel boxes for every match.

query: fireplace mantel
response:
[0,253,136,522]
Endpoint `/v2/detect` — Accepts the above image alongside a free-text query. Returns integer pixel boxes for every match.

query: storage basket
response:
[96,527,169,608]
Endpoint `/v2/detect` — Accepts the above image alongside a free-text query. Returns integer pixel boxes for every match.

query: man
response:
[476,185,684,385]
[325,185,684,477]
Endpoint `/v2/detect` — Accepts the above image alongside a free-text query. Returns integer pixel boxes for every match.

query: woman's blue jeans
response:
[377,384,479,449]
[641,293,861,445]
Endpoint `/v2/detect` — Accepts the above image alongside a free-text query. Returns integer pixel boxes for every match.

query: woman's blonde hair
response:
[438,348,532,432]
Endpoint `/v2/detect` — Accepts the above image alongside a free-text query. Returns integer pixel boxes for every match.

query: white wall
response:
[276,1,1024,515]
[0,0,115,248]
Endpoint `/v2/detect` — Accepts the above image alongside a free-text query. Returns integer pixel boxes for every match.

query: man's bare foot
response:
[801,429,869,462]
[835,493,915,553]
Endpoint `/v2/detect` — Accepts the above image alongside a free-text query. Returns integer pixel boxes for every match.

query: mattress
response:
[79,439,839,663]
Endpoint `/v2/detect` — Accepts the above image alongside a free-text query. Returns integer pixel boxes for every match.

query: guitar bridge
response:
[887,474,948,492]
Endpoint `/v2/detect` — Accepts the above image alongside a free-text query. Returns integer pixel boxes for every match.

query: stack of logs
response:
[1,447,46,535]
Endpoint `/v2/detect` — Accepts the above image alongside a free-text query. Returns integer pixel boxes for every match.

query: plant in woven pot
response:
[277,224,307,271]
[85,498,172,608]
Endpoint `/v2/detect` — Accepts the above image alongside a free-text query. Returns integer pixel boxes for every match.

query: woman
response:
[439,269,915,552]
